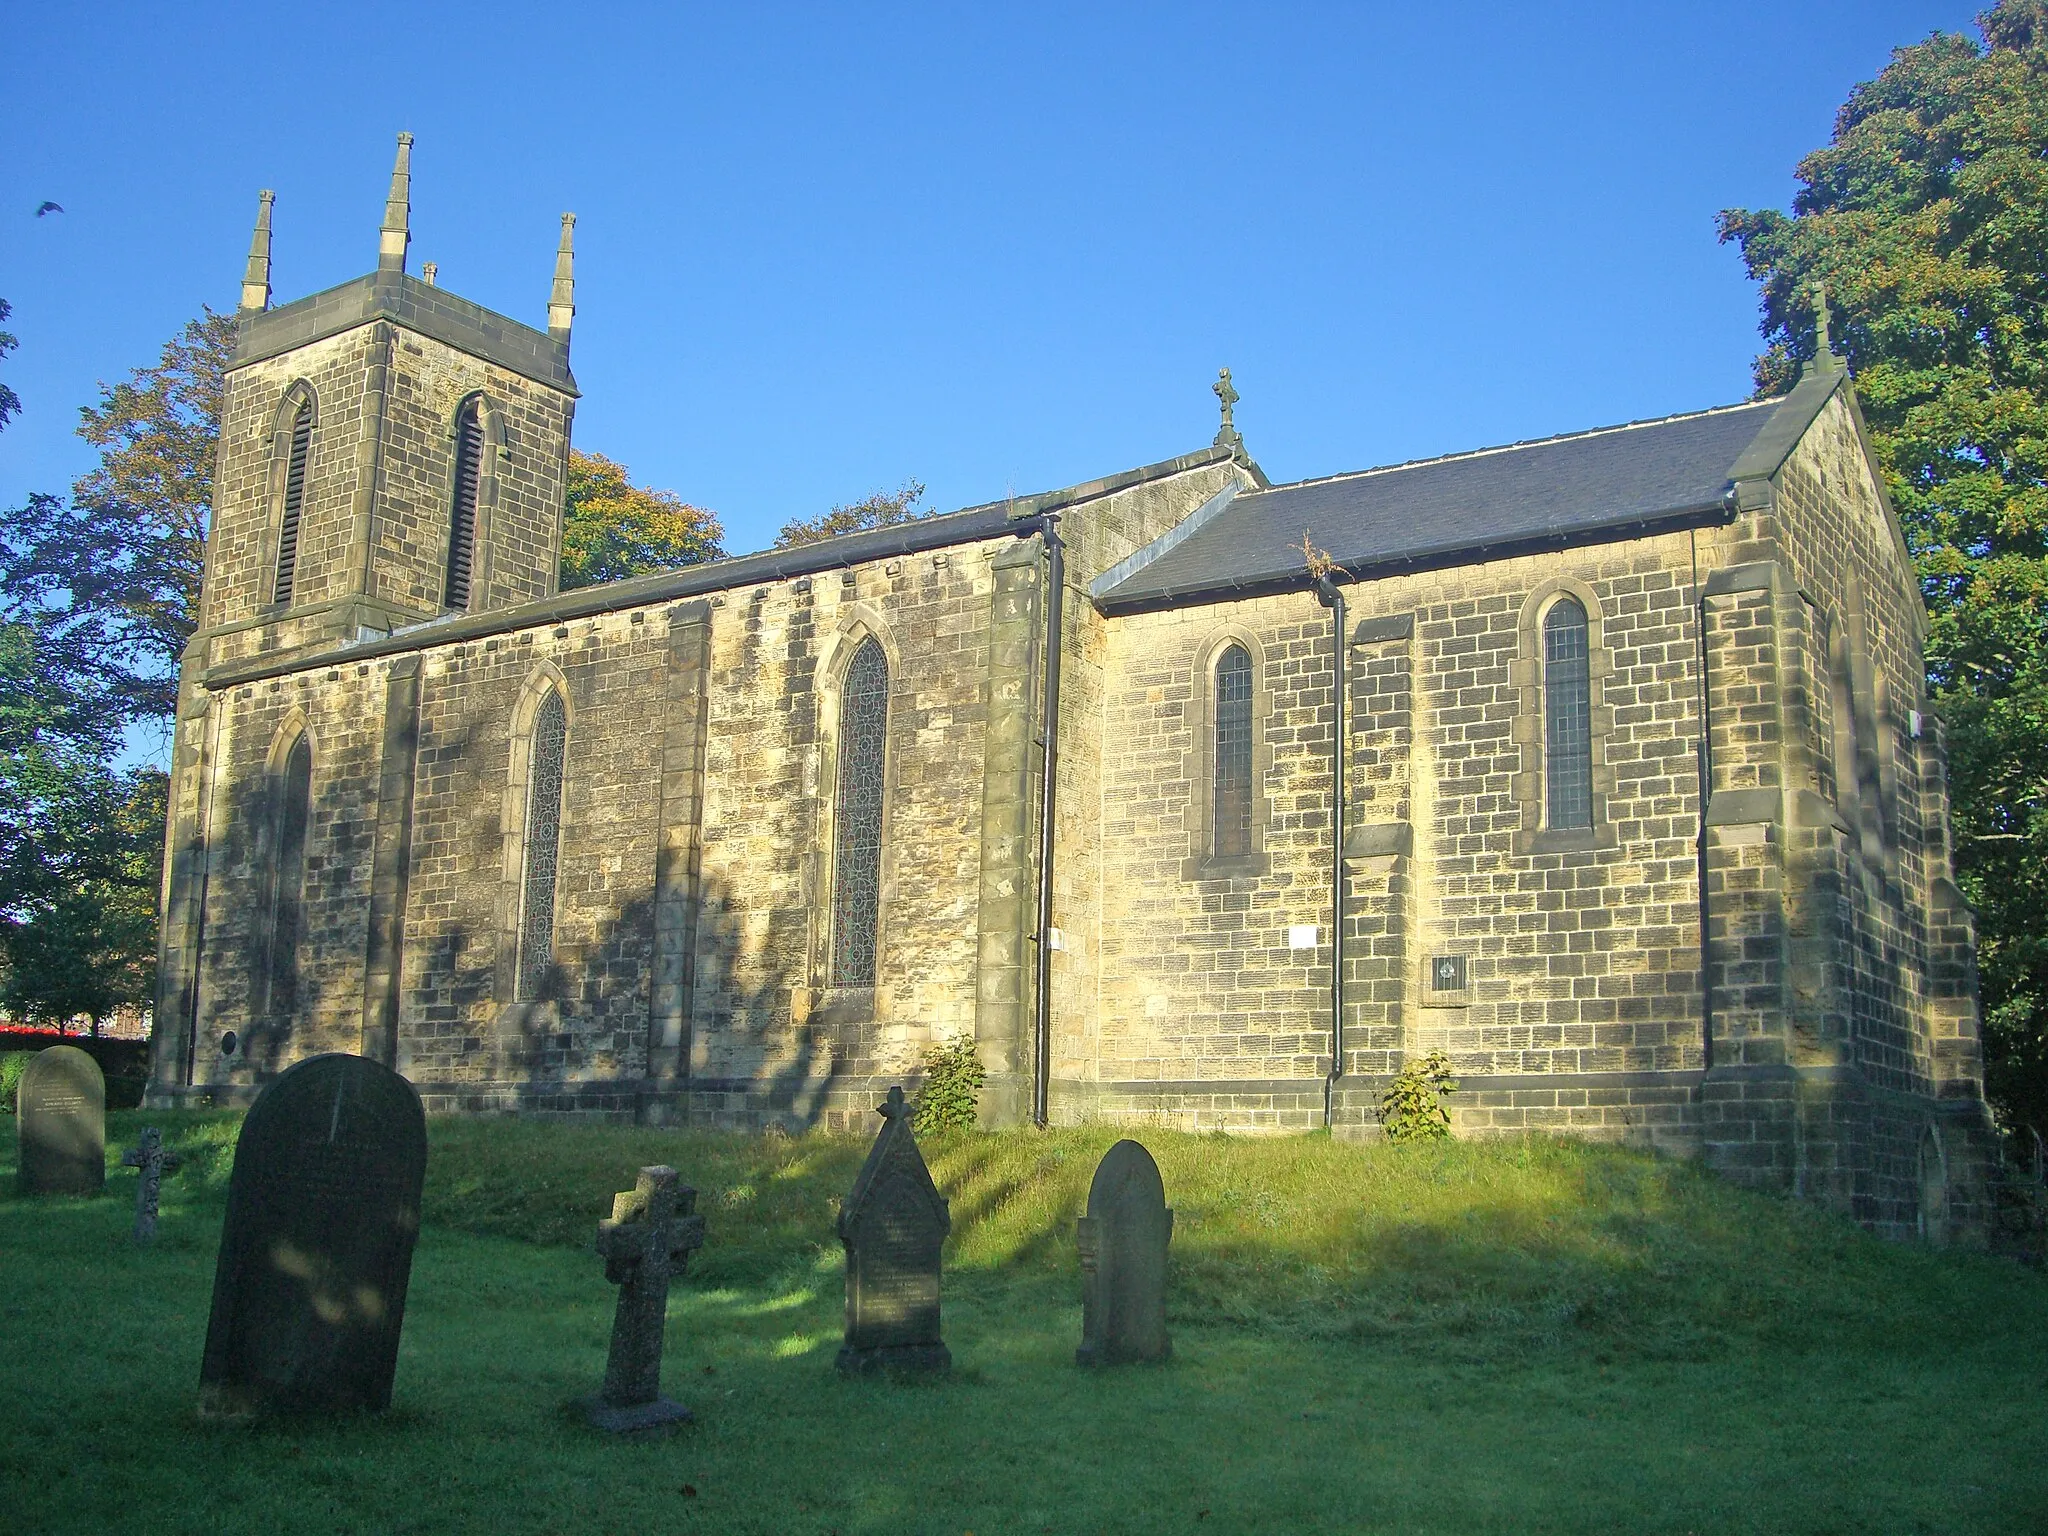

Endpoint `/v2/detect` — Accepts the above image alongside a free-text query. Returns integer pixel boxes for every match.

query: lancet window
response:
[517,689,567,1000]
[445,396,483,610]
[1544,597,1593,830]
[1213,644,1254,858]
[272,394,313,606]
[265,733,313,1015]
[831,638,889,986]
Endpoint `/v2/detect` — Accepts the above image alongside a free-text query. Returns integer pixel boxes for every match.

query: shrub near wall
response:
[0,1028,149,1110]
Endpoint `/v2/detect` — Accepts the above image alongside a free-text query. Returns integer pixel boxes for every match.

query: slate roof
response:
[1095,376,1843,613]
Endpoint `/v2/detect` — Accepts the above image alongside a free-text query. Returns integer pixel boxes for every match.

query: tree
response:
[773,479,930,549]
[0,309,232,732]
[559,450,724,589]
[1718,0,2048,1134]
[0,298,20,434]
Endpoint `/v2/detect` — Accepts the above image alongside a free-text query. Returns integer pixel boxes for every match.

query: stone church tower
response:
[151,139,2000,1244]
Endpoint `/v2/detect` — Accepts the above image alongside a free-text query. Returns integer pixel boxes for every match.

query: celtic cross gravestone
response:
[585,1164,707,1433]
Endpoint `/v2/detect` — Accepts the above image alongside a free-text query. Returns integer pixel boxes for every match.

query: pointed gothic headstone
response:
[1075,1139,1173,1366]
[16,1045,106,1196]
[836,1085,950,1374]
[585,1164,706,1433]
[121,1126,182,1243]
[199,1054,427,1417]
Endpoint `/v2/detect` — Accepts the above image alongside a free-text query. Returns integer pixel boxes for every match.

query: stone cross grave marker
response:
[199,1053,427,1417]
[836,1084,951,1374]
[1076,1139,1174,1366]
[585,1164,707,1433]
[120,1126,183,1243]
[16,1045,106,1196]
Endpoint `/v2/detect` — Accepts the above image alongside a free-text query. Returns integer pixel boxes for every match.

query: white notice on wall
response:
[1047,927,1067,952]
[1288,924,1319,950]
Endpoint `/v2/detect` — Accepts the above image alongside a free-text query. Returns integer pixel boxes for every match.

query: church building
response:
[147,138,1997,1242]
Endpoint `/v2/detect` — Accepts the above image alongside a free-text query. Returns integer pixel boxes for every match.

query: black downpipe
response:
[1032,514,1066,1128]
[1692,540,1715,1074]
[1316,575,1347,1128]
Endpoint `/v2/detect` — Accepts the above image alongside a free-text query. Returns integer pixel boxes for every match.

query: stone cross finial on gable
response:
[587,1164,706,1432]
[878,1083,910,1121]
[1810,280,1845,376]
[1213,368,1244,453]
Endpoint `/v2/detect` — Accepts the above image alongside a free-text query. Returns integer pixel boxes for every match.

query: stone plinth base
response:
[583,1394,692,1434]
[835,1343,951,1375]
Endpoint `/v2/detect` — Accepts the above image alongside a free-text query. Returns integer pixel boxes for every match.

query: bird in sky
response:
[35,201,63,217]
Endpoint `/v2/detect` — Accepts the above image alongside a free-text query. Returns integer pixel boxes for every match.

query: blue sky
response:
[2,1,1985,558]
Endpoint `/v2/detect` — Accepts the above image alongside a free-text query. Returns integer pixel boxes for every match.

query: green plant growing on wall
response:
[913,1032,986,1135]
[1379,1051,1459,1142]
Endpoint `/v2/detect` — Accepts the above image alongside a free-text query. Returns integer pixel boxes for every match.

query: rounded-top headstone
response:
[1076,1139,1173,1366]
[199,1053,428,1416]
[16,1045,107,1196]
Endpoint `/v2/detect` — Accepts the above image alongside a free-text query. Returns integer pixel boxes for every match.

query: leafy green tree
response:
[0,298,21,433]
[1718,0,2048,1133]
[773,479,930,550]
[0,309,231,732]
[559,449,723,588]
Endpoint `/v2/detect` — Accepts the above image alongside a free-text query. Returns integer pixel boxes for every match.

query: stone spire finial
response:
[1213,367,1244,453]
[422,262,438,287]
[378,133,413,274]
[1810,279,1845,376]
[239,190,275,314]
[548,213,577,343]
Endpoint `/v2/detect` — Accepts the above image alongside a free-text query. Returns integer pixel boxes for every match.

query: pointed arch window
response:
[272,394,313,606]
[1544,597,1593,830]
[831,638,889,986]
[445,396,484,610]
[1213,643,1254,858]
[264,732,313,1016]
[516,689,566,1000]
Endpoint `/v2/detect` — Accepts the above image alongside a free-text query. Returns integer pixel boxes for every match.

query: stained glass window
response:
[832,638,889,985]
[267,733,312,1016]
[1544,597,1593,830]
[272,395,312,606]
[518,690,566,1000]
[1213,643,1254,858]
[445,397,482,610]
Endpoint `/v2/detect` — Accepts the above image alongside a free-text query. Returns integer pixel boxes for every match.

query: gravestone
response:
[586,1165,707,1433]
[121,1126,183,1243]
[199,1054,427,1417]
[1075,1139,1173,1366]
[836,1085,950,1374]
[16,1045,106,1196]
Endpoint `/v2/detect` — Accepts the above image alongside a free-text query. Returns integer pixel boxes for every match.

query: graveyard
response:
[3,1092,2048,1535]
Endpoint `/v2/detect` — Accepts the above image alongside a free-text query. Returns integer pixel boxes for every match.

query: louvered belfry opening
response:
[445,398,483,610]
[271,396,312,606]
[831,638,889,986]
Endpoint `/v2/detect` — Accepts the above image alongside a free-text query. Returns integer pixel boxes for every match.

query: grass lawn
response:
[2,1111,2045,1535]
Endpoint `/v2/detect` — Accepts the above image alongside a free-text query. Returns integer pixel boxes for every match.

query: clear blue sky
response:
[1,1,1986,557]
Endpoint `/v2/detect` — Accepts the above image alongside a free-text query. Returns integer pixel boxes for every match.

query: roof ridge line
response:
[1251,395,1788,495]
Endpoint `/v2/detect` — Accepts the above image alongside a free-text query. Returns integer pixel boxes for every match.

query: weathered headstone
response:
[1075,1139,1173,1366]
[199,1053,427,1417]
[16,1045,106,1196]
[121,1126,183,1243]
[836,1084,951,1374]
[585,1164,707,1433]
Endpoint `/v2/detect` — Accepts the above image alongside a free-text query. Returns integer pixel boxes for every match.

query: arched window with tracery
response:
[444,396,484,610]
[264,732,313,1016]
[1213,643,1254,858]
[516,689,567,1000]
[831,638,889,985]
[272,393,313,606]
[1544,597,1593,830]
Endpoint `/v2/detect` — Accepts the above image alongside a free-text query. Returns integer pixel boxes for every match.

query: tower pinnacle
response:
[239,190,275,314]
[379,133,413,274]
[549,213,576,344]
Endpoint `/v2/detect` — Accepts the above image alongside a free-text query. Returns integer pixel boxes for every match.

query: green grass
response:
[3,1112,2046,1534]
